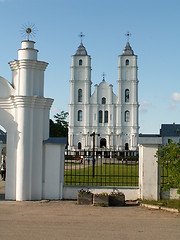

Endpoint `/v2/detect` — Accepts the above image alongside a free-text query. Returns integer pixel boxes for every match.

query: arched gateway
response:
[0,40,53,201]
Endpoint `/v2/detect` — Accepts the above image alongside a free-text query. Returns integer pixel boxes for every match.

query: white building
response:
[68,40,139,151]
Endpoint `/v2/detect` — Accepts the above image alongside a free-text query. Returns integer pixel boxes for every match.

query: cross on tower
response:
[102,72,106,81]
[78,32,85,43]
[125,31,132,42]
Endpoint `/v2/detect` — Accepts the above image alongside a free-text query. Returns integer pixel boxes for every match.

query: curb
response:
[140,203,179,213]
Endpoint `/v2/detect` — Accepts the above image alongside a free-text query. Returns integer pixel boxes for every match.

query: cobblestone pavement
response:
[0,181,180,240]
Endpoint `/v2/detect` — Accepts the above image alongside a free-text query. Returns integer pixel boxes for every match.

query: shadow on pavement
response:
[0,193,5,200]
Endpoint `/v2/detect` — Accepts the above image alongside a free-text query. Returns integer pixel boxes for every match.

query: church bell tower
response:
[69,33,92,150]
[117,33,139,150]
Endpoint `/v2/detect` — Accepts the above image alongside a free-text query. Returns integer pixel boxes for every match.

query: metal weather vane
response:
[20,23,37,41]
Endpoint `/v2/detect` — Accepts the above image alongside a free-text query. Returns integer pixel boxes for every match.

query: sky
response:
[0,0,180,134]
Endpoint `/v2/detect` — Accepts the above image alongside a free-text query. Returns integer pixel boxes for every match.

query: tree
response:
[49,111,69,137]
[155,140,180,194]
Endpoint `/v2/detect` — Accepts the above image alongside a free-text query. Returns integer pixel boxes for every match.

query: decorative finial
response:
[102,72,106,81]
[20,23,37,41]
[125,31,132,42]
[78,32,85,44]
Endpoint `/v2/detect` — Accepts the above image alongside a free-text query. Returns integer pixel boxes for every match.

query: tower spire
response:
[125,31,132,42]
[78,32,85,44]
[102,72,106,81]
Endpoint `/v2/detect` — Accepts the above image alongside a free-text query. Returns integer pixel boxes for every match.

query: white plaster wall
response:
[0,77,14,97]
[43,143,65,200]
[161,188,180,200]
[63,186,139,201]
[139,137,162,200]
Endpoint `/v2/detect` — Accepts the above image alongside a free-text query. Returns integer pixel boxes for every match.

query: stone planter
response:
[93,194,109,207]
[109,193,125,206]
[77,192,93,205]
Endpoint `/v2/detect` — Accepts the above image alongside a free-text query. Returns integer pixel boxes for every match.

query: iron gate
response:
[64,150,139,187]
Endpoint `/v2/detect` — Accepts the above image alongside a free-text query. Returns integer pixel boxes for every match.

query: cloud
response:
[172,92,180,102]
[139,100,152,113]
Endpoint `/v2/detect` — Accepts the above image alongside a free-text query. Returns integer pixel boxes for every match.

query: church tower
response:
[117,37,139,150]
[69,36,92,150]
[68,34,139,152]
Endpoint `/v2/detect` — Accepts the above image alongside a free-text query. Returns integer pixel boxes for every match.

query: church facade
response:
[68,40,139,151]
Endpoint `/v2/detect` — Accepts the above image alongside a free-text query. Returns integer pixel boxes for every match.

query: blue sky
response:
[0,0,180,133]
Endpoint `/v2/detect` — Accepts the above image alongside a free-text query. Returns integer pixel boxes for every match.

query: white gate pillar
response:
[8,40,53,201]
[139,136,162,200]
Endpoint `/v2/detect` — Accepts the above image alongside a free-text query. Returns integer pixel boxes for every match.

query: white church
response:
[68,38,139,151]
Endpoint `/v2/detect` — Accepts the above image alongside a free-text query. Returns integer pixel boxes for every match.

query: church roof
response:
[74,43,88,56]
[122,41,134,56]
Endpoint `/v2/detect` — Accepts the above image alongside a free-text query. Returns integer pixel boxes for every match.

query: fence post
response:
[139,136,162,200]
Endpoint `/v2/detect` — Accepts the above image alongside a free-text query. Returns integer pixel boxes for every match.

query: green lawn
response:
[64,163,139,186]
[141,199,180,211]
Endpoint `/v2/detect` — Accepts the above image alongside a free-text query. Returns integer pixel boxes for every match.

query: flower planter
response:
[93,194,109,207]
[109,193,125,206]
[77,191,93,205]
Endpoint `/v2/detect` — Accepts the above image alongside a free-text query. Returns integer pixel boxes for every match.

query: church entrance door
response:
[100,138,106,148]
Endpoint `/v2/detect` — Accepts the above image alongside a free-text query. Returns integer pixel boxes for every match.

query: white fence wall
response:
[41,137,179,201]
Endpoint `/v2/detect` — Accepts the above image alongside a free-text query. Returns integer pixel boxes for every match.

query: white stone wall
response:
[63,186,139,201]
[139,137,162,200]
[43,143,65,200]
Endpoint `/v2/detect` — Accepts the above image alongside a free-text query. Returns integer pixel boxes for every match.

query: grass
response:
[64,163,139,186]
[141,199,180,210]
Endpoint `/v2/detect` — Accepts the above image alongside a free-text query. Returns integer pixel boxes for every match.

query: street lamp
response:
[90,132,100,177]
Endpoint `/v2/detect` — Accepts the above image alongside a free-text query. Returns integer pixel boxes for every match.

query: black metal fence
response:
[161,162,169,188]
[64,150,139,187]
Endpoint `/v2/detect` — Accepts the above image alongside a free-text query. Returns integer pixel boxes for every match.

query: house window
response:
[78,89,82,102]
[125,110,130,122]
[78,110,82,121]
[126,59,129,65]
[99,110,103,123]
[125,89,129,102]
[79,59,83,66]
[168,139,172,144]
[104,111,108,123]
[102,97,106,104]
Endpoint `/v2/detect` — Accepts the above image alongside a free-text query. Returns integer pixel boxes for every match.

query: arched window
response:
[78,110,82,121]
[125,110,130,122]
[126,59,129,66]
[102,97,106,104]
[78,142,82,150]
[78,89,82,102]
[79,59,83,66]
[104,111,108,123]
[99,110,103,123]
[125,89,129,102]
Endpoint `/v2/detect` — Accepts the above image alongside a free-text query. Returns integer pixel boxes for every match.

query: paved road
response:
[0,181,179,240]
